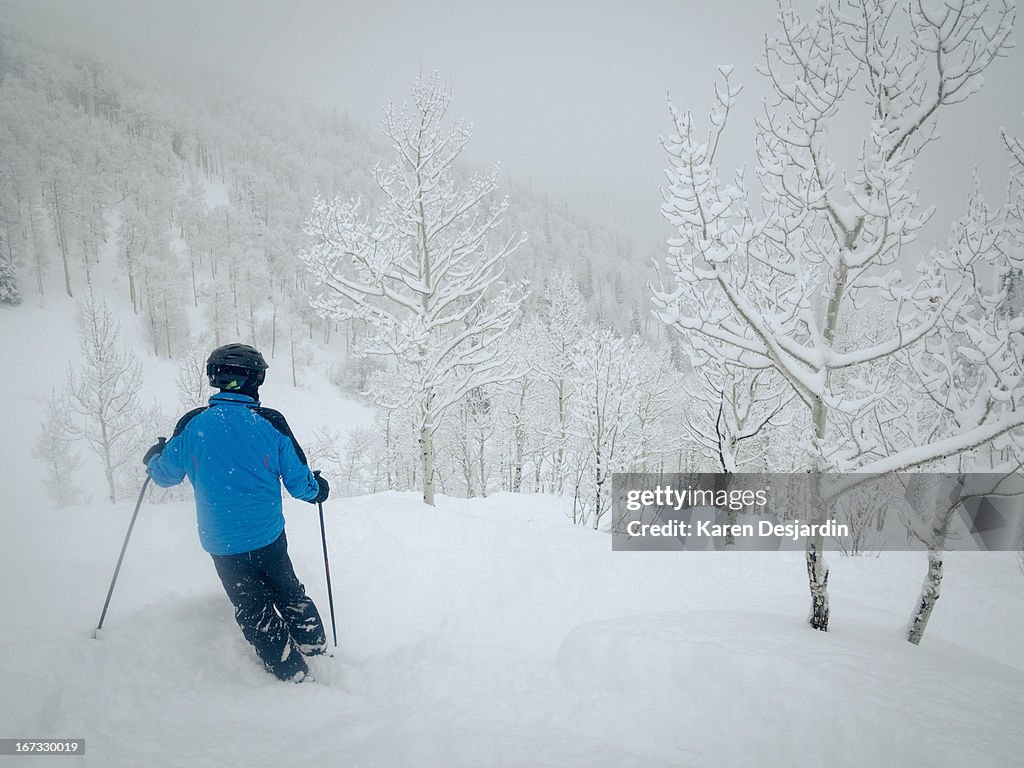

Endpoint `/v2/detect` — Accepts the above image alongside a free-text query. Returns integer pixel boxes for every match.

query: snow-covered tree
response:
[892,131,1024,643]
[62,293,149,503]
[33,393,84,506]
[680,360,794,544]
[1000,128,1024,323]
[307,425,345,481]
[436,385,498,497]
[141,236,191,358]
[176,345,211,410]
[363,369,423,492]
[0,253,20,305]
[0,79,48,297]
[497,328,549,493]
[302,73,526,505]
[653,0,1019,631]
[570,330,677,529]
[624,339,681,475]
[829,474,898,556]
[335,425,381,496]
[897,470,1024,646]
[0,163,24,305]
[684,361,792,475]
[526,273,588,493]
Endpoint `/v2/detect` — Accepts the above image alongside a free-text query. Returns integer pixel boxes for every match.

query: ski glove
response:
[142,437,167,466]
[309,473,330,505]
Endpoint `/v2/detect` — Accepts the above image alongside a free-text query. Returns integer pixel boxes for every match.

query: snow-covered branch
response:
[654,0,1019,631]
[301,73,526,505]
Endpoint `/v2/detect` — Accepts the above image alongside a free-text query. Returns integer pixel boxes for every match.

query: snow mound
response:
[555,609,1024,766]
[2,487,1023,766]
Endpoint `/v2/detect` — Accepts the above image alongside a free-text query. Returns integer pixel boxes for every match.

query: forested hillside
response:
[0,21,664,337]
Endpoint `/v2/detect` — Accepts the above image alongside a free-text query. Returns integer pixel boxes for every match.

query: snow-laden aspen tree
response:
[176,345,211,410]
[302,74,526,506]
[653,0,1020,631]
[889,142,1024,644]
[140,236,189,358]
[33,394,84,506]
[498,326,549,493]
[570,330,676,529]
[900,469,1024,645]
[61,292,148,503]
[526,274,588,493]
[900,472,965,645]
[1001,129,1024,325]
[683,359,794,545]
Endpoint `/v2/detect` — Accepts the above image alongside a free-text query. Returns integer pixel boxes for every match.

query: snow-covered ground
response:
[1,491,1022,767]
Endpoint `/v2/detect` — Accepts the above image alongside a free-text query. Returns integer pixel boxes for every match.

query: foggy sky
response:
[7,0,1024,244]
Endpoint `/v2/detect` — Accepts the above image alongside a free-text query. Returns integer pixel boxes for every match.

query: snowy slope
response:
[0,211,376,514]
[1,492,1022,767]
[1,211,1022,768]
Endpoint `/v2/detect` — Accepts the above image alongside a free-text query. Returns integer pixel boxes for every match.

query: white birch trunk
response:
[420,422,435,507]
[906,549,945,646]
[906,475,963,646]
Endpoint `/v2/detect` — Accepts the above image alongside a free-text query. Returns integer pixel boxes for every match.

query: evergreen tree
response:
[0,255,21,305]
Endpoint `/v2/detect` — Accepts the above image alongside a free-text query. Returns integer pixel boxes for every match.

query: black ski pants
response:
[211,530,326,681]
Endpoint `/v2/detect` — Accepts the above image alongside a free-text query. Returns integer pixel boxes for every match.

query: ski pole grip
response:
[157,436,167,446]
[314,469,321,477]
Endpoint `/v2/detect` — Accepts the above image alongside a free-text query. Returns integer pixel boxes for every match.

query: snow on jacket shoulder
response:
[146,392,320,556]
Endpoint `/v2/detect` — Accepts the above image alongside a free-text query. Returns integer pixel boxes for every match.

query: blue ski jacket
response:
[146,392,320,556]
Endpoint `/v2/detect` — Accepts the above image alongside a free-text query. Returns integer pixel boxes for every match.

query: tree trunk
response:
[906,474,962,645]
[384,413,394,491]
[906,550,943,646]
[50,180,73,298]
[478,431,487,498]
[126,240,137,313]
[461,431,475,497]
[100,417,116,504]
[290,326,297,387]
[271,304,277,357]
[27,199,44,295]
[248,300,257,346]
[513,414,525,493]
[190,251,199,307]
[143,265,158,356]
[230,262,240,337]
[163,294,172,357]
[554,378,567,493]
[806,535,830,631]
[716,472,737,546]
[512,381,527,493]
[806,399,831,631]
[420,422,435,506]
[212,294,222,347]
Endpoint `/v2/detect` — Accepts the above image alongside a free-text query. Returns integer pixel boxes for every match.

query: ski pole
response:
[314,470,338,648]
[93,440,162,638]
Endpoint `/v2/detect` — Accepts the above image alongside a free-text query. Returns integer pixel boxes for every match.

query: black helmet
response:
[206,343,269,393]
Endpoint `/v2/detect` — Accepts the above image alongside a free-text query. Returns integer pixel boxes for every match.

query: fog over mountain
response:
[7,0,1022,241]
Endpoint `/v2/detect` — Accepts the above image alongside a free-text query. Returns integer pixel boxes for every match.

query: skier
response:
[143,343,331,683]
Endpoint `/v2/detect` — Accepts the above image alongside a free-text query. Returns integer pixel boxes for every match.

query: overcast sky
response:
[9,0,1024,243]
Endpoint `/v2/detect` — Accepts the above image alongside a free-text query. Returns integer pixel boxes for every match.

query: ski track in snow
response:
[1,491,1022,767]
